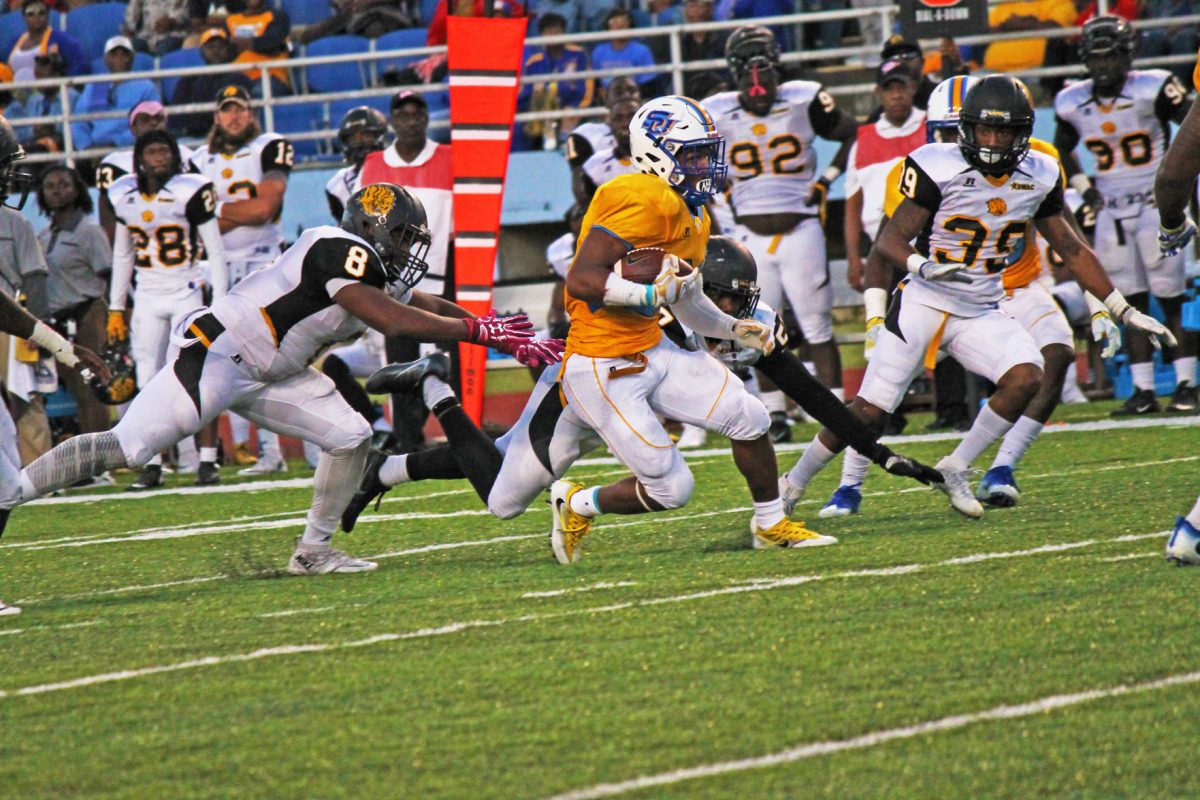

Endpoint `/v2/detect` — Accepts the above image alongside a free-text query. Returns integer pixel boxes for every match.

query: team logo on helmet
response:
[359,184,395,221]
[642,109,677,136]
[987,198,1008,216]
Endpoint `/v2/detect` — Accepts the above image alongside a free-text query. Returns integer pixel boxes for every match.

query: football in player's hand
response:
[615,247,691,284]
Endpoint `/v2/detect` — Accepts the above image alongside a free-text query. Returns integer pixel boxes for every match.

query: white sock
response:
[831,387,844,402]
[786,437,837,492]
[303,440,322,469]
[839,448,871,487]
[18,472,36,504]
[422,376,456,411]
[177,437,198,466]
[1186,494,1200,529]
[759,389,786,415]
[378,454,410,487]
[992,415,1044,469]
[569,486,601,518]
[1174,356,1197,386]
[754,497,785,530]
[949,402,1014,467]
[230,413,250,445]
[1130,361,1155,391]
[259,429,282,460]
[200,447,218,463]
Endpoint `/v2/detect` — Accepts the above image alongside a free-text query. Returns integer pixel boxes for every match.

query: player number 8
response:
[344,245,370,277]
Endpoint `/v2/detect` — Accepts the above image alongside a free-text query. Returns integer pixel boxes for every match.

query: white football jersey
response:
[897,143,1064,316]
[325,164,360,220]
[109,172,217,294]
[1054,69,1187,218]
[189,133,294,258]
[660,300,786,369]
[96,143,196,199]
[546,231,575,281]
[580,147,638,196]
[566,120,614,169]
[703,81,842,216]
[209,226,405,382]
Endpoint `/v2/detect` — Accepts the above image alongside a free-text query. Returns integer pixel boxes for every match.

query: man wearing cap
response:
[189,84,295,474]
[871,35,969,121]
[357,89,454,453]
[69,37,161,153]
[170,28,254,139]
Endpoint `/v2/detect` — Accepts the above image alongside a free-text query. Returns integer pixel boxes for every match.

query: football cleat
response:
[288,540,378,575]
[341,449,390,533]
[751,517,837,549]
[238,456,287,476]
[549,479,593,564]
[779,476,805,516]
[233,443,258,465]
[977,465,1019,508]
[0,507,8,537]
[196,461,220,486]
[0,599,19,617]
[366,352,450,395]
[676,424,707,449]
[932,456,983,518]
[127,464,164,491]
[1111,388,1159,417]
[819,484,862,518]
[1166,516,1200,566]
[768,410,792,443]
[1166,381,1198,413]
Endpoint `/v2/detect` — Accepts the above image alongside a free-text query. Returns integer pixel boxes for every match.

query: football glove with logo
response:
[106,310,128,343]
[1159,217,1197,257]
[463,311,536,353]
[652,255,701,306]
[731,319,774,355]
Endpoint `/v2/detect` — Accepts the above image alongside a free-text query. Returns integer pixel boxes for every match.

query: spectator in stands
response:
[590,9,660,92]
[519,12,593,147]
[800,0,845,54]
[70,37,160,152]
[6,1,88,82]
[183,0,245,46]
[984,0,1076,73]
[7,51,75,151]
[37,165,111,439]
[535,0,585,33]
[225,0,293,96]
[124,0,192,56]
[426,0,525,46]
[1138,0,1200,83]
[681,0,729,65]
[869,35,968,119]
[297,0,419,44]
[724,0,795,51]
[170,28,253,138]
[686,69,730,100]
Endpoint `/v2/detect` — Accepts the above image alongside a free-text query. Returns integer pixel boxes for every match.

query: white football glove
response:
[651,255,701,306]
[1090,311,1121,359]
[910,259,971,284]
[1159,217,1197,257]
[731,319,775,355]
[863,316,883,361]
[1122,308,1178,350]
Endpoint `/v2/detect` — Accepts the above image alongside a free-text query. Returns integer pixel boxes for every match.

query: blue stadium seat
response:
[158,47,205,103]
[281,0,333,28]
[63,2,125,62]
[303,35,370,94]
[90,52,155,75]
[271,100,329,160]
[374,27,429,81]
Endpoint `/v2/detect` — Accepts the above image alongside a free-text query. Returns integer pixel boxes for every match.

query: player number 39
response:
[344,245,370,277]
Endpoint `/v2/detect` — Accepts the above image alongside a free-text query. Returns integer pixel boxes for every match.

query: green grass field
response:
[3,401,1199,799]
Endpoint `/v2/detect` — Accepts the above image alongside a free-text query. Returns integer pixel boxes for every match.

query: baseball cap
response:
[880,34,922,60]
[129,100,166,122]
[200,27,229,45]
[390,89,428,111]
[216,84,251,108]
[104,36,134,55]
[876,58,915,87]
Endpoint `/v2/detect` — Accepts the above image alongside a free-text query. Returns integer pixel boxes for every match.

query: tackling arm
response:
[407,289,474,320]
[1155,99,1200,229]
[335,283,478,341]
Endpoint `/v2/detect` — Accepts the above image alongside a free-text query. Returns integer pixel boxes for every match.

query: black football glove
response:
[874,446,943,486]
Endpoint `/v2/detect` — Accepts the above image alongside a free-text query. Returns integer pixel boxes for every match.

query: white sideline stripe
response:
[17,575,229,607]
[0,620,100,637]
[0,530,1169,701]
[1097,552,1159,562]
[257,603,367,619]
[545,670,1200,800]
[522,581,638,599]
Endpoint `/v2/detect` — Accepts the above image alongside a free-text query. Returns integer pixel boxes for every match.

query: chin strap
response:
[748,64,767,97]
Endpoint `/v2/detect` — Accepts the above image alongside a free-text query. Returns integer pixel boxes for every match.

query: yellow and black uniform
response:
[565,172,710,358]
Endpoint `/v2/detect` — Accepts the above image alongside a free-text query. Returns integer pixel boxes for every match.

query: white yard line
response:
[0,529,1169,700]
[544,669,1200,800]
[1096,552,1160,562]
[257,603,368,619]
[0,620,101,637]
[522,581,638,598]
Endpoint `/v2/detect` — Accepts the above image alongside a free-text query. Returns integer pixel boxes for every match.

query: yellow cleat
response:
[233,443,258,466]
[550,479,593,564]
[751,517,838,550]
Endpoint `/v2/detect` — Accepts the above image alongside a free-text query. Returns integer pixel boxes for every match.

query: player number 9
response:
[901,165,918,199]
[344,245,370,278]
[1164,76,1186,105]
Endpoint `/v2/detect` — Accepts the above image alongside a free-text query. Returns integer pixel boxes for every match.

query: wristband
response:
[29,320,79,368]
[864,287,887,322]
[906,253,929,276]
[1103,289,1132,322]
[819,165,841,184]
[1069,173,1092,196]
[603,271,654,308]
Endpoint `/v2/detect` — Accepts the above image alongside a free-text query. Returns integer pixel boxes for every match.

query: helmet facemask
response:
[958,117,1031,175]
[0,160,32,211]
[703,277,760,320]
[664,137,727,206]
[378,222,432,291]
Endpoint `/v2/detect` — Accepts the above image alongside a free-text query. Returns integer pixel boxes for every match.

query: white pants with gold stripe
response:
[560,337,769,508]
[731,216,833,344]
[1001,281,1075,351]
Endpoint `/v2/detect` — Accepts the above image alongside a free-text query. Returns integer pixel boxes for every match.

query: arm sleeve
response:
[1034,181,1066,219]
[185,182,218,228]
[897,156,942,211]
[307,236,390,299]
[1053,114,1080,156]
[109,224,135,310]
[259,138,295,177]
[565,132,594,169]
[668,287,738,339]
[197,219,228,299]
[881,159,906,219]
[327,191,345,222]
[1155,73,1189,123]
[807,86,848,139]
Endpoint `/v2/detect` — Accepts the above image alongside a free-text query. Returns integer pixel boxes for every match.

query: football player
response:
[782,76,1174,519]
[565,76,641,180]
[5,183,559,575]
[703,25,858,441]
[107,128,228,489]
[1054,16,1196,416]
[574,97,641,205]
[339,237,939,538]
[326,106,388,222]
[190,85,295,474]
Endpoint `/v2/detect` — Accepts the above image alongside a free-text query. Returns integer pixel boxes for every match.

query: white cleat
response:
[933,456,984,519]
[676,424,707,449]
[239,456,288,476]
[288,541,378,575]
[779,476,805,516]
[0,600,20,617]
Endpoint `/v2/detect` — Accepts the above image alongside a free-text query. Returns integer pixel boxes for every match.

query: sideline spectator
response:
[37,165,112,439]
[7,51,76,151]
[681,0,729,66]
[6,0,88,81]
[984,0,1076,73]
[728,0,795,51]
[124,0,192,56]
[225,0,292,96]
[534,0,584,33]
[1137,0,1199,84]
[298,0,419,43]
[519,12,592,148]
[69,37,160,152]
[867,35,968,120]
[590,9,659,91]
[170,28,253,138]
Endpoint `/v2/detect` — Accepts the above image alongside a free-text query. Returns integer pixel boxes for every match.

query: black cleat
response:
[196,461,220,486]
[768,410,792,443]
[0,508,9,538]
[366,352,451,395]
[1166,381,1198,413]
[127,464,164,491]
[341,448,390,533]
[1111,388,1160,417]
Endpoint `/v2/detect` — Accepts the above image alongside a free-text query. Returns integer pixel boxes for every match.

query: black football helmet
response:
[1080,16,1136,94]
[702,236,760,319]
[957,75,1034,176]
[0,115,32,210]
[337,106,388,168]
[134,128,183,192]
[91,339,137,405]
[341,183,432,289]
[725,25,780,82]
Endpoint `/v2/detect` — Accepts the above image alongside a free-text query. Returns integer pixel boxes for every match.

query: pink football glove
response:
[513,338,565,367]
[462,310,535,353]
